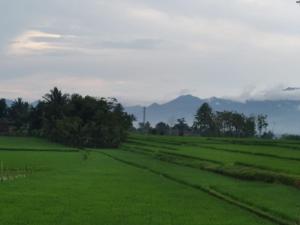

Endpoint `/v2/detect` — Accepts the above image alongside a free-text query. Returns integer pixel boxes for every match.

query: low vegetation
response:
[0,135,299,225]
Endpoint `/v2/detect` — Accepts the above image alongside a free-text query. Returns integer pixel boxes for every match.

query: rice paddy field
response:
[0,135,300,225]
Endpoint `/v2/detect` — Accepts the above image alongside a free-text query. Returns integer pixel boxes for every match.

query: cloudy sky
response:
[1,0,300,105]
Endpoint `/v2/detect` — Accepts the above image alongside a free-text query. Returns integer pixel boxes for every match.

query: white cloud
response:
[9,30,63,55]
[229,85,300,102]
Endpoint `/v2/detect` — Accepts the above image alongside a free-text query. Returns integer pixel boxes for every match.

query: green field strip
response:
[210,186,300,224]
[126,142,300,178]
[123,143,223,164]
[0,150,83,171]
[127,140,179,150]
[0,150,275,225]
[130,135,300,153]
[131,135,300,159]
[0,136,70,148]
[198,143,300,160]
[105,150,300,223]
[0,147,79,152]
[187,144,300,162]
[205,139,300,151]
[101,151,297,225]
[122,144,300,190]
[169,146,300,176]
[0,137,78,152]
[128,138,300,162]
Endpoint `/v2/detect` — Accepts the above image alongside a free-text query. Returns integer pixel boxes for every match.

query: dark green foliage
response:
[257,114,269,136]
[0,99,7,119]
[281,134,300,141]
[244,116,256,137]
[28,101,46,133]
[215,111,256,137]
[134,103,266,139]
[261,131,275,139]
[173,118,189,136]
[193,103,216,136]
[155,122,170,135]
[39,88,134,147]
[193,103,258,138]
[1,87,134,147]
[8,98,30,132]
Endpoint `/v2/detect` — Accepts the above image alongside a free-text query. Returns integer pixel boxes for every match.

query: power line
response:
[142,107,147,134]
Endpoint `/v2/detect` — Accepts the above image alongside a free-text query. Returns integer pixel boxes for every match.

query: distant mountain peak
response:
[171,94,201,102]
[178,94,199,99]
[149,103,160,108]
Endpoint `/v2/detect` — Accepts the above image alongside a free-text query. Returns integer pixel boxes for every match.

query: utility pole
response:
[143,107,146,133]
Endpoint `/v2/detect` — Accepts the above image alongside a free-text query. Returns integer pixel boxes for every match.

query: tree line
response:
[0,88,134,148]
[137,103,271,138]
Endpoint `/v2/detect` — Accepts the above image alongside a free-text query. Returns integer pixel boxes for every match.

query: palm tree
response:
[43,87,68,105]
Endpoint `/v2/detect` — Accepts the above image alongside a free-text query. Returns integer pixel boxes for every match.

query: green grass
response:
[0,150,273,225]
[173,145,300,175]
[106,149,300,224]
[0,135,300,225]
[201,143,300,159]
[129,135,300,175]
[0,136,77,151]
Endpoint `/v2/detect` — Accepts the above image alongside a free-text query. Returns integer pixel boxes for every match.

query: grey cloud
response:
[1,0,300,103]
[101,38,163,50]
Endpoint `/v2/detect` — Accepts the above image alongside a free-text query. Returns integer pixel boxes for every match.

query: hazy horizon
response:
[3,91,300,108]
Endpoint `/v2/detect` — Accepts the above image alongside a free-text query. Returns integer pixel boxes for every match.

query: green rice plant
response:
[0,145,273,225]
[106,149,300,224]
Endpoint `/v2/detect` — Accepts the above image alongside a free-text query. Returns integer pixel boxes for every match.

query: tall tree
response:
[155,122,170,135]
[42,87,69,139]
[243,116,256,137]
[231,112,245,137]
[28,101,45,133]
[174,118,189,136]
[193,103,216,136]
[257,114,268,136]
[8,98,30,131]
[0,99,7,119]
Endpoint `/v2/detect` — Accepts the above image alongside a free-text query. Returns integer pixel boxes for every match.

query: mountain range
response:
[125,95,300,134]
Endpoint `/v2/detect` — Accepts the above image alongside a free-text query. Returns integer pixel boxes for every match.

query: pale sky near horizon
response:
[1,0,300,105]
